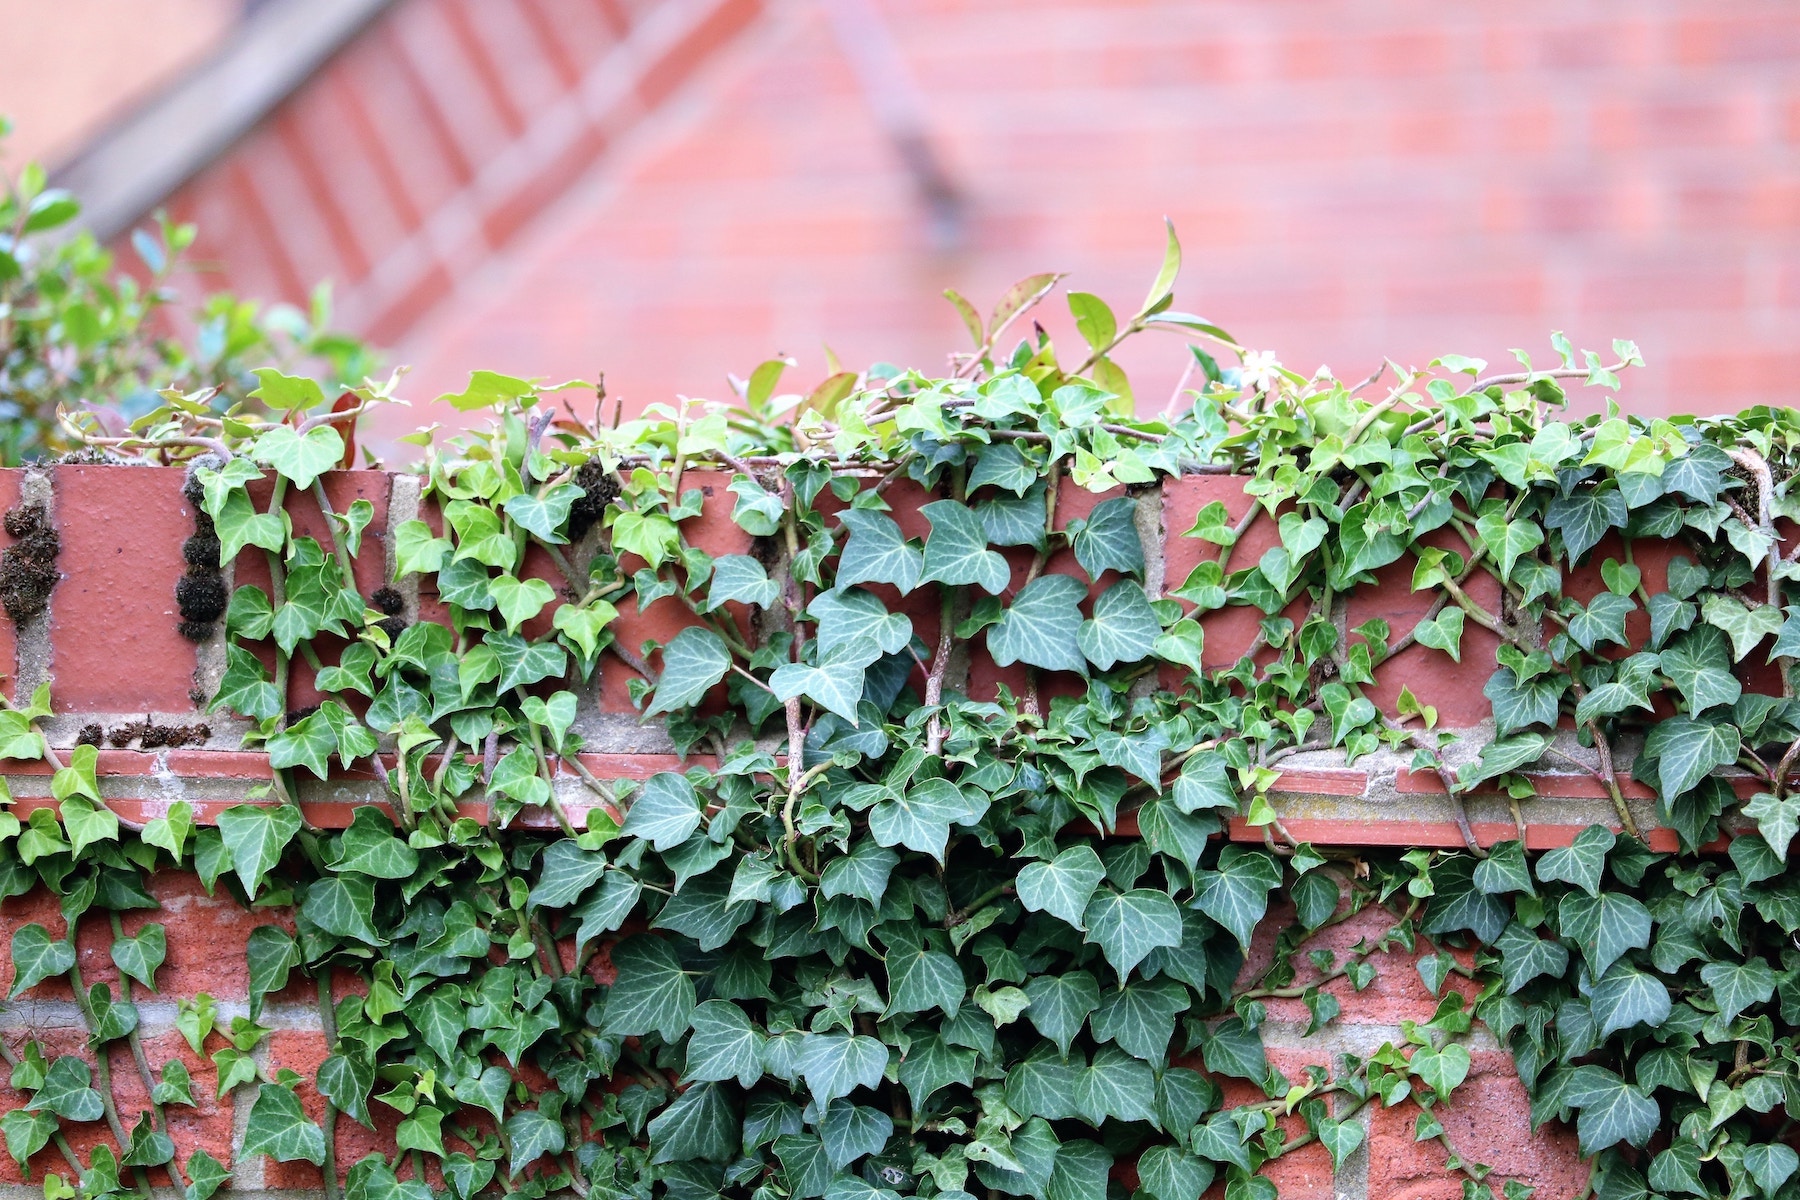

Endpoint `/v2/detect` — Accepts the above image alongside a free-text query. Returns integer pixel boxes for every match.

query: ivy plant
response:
[6,223,1800,1200]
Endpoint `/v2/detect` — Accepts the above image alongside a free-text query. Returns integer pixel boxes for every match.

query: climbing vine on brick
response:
[6,225,1800,1200]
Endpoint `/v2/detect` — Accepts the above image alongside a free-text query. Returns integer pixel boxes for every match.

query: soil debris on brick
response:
[0,501,60,623]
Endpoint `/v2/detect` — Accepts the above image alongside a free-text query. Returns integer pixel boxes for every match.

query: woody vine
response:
[1,225,1798,1200]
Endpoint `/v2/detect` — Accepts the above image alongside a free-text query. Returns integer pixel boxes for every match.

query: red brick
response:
[263,1029,401,1189]
[1161,474,1273,670]
[1199,1047,1348,1200]
[1367,1050,1587,1200]
[1243,903,1483,1029]
[600,470,752,713]
[49,466,200,714]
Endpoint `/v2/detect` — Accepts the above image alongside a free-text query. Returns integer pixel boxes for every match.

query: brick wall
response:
[154,0,766,348]
[0,463,1718,1197]
[119,0,1800,450]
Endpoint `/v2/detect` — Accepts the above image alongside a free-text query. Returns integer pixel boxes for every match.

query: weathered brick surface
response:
[49,467,200,714]
[1366,1050,1586,1200]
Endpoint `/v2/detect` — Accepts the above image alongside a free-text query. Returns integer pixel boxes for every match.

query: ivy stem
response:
[316,972,343,1200]
[781,695,816,882]
[106,912,191,1194]
[948,882,1014,926]
[925,585,955,758]
[1211,500,1263,578]
[64,919,155,1194]
[1728,445,1789,696]
[264,475,293,722]
[516,687,579,839]
[310,479,359,592]
[562,752,616,804]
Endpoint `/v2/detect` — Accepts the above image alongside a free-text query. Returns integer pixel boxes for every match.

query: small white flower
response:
[1240,350,1283,392]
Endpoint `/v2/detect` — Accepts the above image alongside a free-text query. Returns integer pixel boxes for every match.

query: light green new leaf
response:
[266,713,337,778]
[252,425,344,490]
[1410,1042,1470,1097]
[250,368,326,411]
[1701,593,1785,662]
[392,520,450,577]
[438,370,537,411]
[488,574,555,632]
[1412,607,1464,661]
[1475,509,1544,582]
[213,490,285,564]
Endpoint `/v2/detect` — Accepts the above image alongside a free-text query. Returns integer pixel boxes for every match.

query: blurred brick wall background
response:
[26,0,1800,441]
